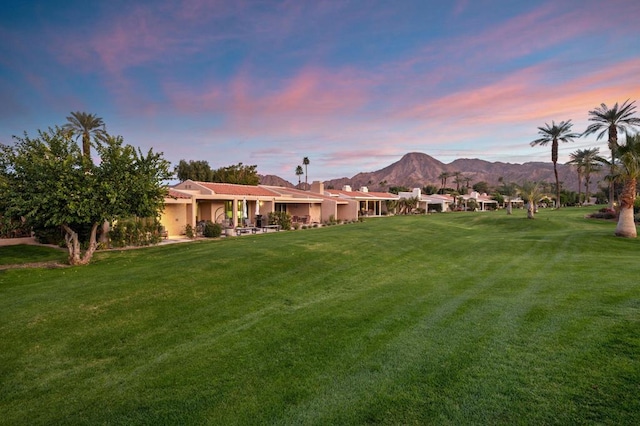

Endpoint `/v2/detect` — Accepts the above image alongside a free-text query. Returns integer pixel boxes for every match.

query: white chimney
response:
[342,185,352,191]
[360,186,369,192]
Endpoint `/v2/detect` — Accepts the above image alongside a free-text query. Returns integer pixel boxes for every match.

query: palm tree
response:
[530,120,580,208]
[566,150,586,205]
[612,133,640,238]
[582,148,604,205]
[438,171,451,194]
[295,165,304,187]
[452,171,462,192]
[302,157,310,190]
[63,111,107,160]
[583,100,640,208]
[520,181,543,219]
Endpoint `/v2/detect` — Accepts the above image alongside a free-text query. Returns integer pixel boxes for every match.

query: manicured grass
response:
[1,208,639,424]
[0,244,66,266]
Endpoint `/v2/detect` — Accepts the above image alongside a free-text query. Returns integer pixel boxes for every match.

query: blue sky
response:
[1,0,640,182]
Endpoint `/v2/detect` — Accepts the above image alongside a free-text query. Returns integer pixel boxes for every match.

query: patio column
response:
[232,199,238,228]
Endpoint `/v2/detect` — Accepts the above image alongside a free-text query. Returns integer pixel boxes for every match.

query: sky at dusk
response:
[1,0,640,182]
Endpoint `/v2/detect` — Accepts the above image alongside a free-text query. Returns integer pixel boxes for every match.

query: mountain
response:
[322,152,603,193]
[259,174,295,187]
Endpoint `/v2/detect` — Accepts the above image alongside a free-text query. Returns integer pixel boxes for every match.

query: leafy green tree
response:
[472,181,490,194]
[612,133,640,237]
[175,159,214,181]
[388,186,410,195]
[422,184,439,195]
[211,162,259,185]
[62,111,107,160]
[583,100,640,208]
[295,165,304,186]
[530,120,580,208]
[0,127,171,265]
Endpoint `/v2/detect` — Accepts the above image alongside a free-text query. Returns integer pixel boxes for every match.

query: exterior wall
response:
[337,200,359,221]
[160,203,190,237]
[287,203,311,217]
[197,201,226,223]
[309,204,322,223]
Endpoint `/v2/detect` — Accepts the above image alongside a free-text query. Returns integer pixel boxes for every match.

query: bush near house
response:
[202,221,222,238]
[268,211,292,230]
[108,218,163,248]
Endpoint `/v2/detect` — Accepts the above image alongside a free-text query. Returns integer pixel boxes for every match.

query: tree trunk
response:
[552,139,560,209]
[527,202,535,219]
[615,178,637,238]
[608,125,618,210]
[62,223,101,265]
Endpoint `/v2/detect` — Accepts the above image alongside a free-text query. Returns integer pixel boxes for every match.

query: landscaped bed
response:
[1,207,638,424]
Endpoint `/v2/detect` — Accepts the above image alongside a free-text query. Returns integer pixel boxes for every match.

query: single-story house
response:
[324,185,399,216]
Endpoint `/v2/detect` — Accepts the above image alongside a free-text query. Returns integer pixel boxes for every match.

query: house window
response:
[225,201,233,220]
[274,203,287,213]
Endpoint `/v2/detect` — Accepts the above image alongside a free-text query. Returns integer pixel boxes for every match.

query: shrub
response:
[185,224,195,239]
[203,221,222,238]
[589,208,617,220]
[268,211,292,231]
[109,217,163,247]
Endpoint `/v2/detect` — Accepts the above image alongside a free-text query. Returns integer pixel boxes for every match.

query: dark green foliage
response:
[108,217,163,247]
[388,185,410,194]
[202,220,222,238]
[174,159,214,181]
[422,184,439,194]
[0,127,171,264]
[472,181,490,193]
[268,211,291,230]
[212,162,259,185]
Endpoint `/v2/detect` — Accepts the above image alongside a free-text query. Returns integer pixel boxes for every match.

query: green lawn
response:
[1,208,639,425]
[0,244,66,266]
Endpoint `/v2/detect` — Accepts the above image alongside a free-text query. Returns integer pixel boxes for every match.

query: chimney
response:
[342,185,352,192]
[311,181,324,194]
[360,186,369,192]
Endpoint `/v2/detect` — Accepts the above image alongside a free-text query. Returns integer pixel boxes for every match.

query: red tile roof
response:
[168,189,192,199]
[194,182,280,197]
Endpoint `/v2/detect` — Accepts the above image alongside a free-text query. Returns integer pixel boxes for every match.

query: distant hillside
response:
[259,174,294,188]
[322,152,603,192]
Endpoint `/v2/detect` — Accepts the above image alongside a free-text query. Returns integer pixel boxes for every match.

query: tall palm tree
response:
[581,148,604,205]
[583,100,640,208]
[452,171,462,192]
[612,133,640,237]
[295,165,304,186]
[63,111,107,160]
[438,171,451,194]
[566,149,587,205]
[302,157,310,190]
[530,120,580,208]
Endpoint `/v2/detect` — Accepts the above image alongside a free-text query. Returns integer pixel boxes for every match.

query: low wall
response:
[0,237,39,247]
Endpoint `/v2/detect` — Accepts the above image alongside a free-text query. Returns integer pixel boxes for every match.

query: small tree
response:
[1,127,171,265]
[520,182,543,219]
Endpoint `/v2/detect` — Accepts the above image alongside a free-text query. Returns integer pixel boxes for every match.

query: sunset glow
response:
[1,0,639,181]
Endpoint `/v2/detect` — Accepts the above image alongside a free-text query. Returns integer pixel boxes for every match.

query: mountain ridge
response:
[261,152,602,192]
